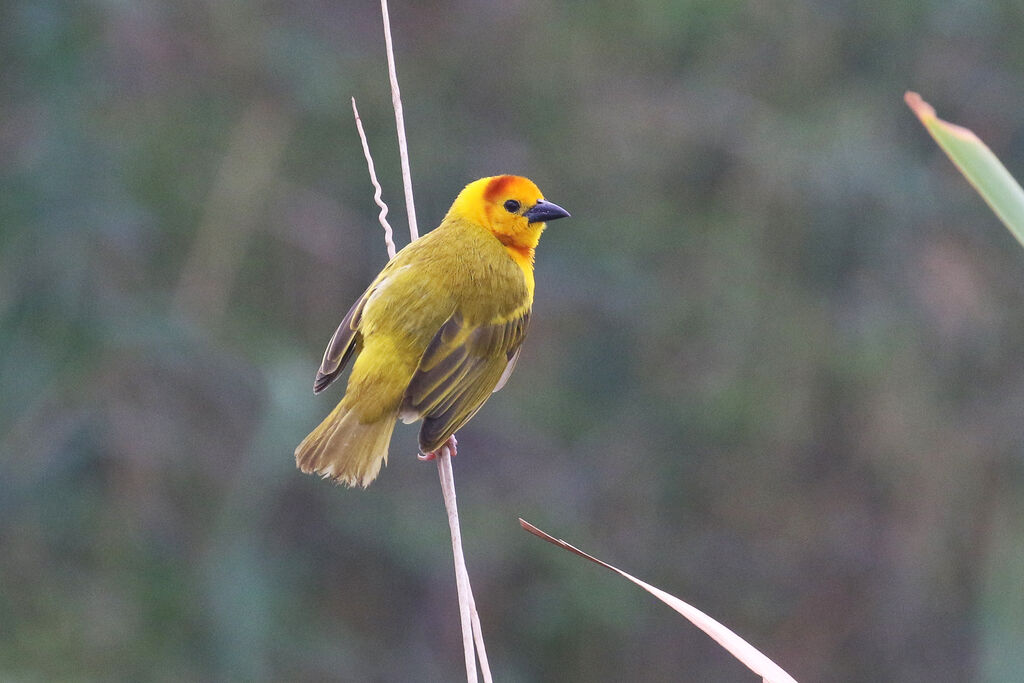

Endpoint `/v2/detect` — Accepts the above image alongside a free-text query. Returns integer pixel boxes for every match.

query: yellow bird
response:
[295,175,570,487]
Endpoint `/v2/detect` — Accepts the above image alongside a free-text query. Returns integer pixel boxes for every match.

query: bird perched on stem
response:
[295,175,570,487]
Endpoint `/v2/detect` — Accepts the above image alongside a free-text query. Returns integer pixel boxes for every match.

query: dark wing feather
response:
[313,289,370,393]
[493,347,522,393]
[402,309,530,452]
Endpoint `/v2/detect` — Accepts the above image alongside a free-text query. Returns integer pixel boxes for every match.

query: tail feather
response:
[295,402,396,488]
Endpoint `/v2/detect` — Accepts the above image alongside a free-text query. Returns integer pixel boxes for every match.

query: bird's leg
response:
[417,434,458,462]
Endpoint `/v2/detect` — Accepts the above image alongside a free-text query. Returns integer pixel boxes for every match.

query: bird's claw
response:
[417,435,458,461]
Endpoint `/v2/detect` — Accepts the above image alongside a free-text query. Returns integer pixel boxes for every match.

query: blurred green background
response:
[4,1,1024,680]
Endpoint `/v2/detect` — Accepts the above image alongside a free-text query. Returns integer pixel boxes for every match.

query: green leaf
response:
[520,519,797,683]
[905,91,1024,248]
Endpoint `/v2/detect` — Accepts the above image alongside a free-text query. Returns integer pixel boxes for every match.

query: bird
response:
[295,175,570,487]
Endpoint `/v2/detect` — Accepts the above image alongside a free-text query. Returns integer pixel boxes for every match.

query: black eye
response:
[503,199,521,214]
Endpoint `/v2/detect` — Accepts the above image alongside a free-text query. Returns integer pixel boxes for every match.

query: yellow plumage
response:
[295,175,570,487]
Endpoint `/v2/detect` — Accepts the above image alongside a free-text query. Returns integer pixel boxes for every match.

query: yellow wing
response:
[402,309,530,453]
[312,255,415,394]
[313,286,371,393]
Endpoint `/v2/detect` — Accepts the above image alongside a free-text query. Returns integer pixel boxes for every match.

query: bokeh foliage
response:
[3,1,1024,680]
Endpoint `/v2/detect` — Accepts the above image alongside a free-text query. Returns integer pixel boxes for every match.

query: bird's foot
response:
[417,435,458,461]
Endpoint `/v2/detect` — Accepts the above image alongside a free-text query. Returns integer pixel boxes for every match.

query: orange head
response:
[447,175,570,252]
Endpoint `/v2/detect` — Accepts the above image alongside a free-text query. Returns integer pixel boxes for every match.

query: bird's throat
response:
[504,242,534,264]
[496,233,535,264]
[495,234,536,298]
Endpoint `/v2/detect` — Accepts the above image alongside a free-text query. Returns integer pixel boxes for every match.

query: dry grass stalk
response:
[349,2,490,680]
[351,97,397,260]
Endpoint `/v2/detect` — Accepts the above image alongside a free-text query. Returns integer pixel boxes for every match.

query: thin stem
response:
[377,4,489,680]
[351,97,397,260]
[437,451,479,683]
[380,0,418,241]
[468,585,493,683]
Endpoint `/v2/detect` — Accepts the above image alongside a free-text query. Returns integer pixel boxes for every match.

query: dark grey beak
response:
[524,199,571,224]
